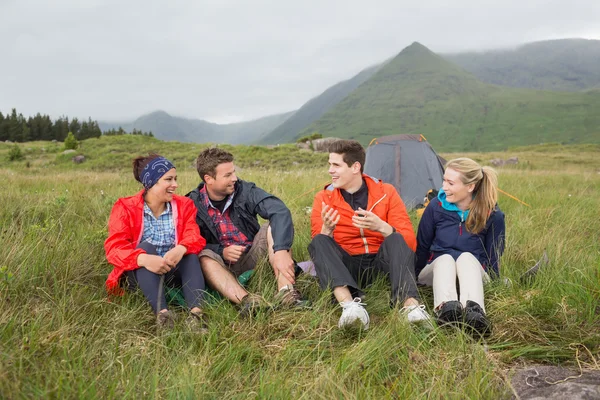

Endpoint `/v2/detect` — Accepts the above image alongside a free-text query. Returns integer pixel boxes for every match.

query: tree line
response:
[0,108,153,142]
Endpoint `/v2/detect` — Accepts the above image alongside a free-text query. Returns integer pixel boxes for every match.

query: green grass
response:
[0,136,599,398]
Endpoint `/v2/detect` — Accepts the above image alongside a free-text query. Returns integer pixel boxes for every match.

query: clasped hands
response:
[137,244,187,275]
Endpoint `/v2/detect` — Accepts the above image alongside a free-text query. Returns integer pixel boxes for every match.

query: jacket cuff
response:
[272,244,291,252]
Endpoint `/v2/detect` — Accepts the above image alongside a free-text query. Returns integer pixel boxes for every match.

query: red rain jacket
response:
[104,190,205,295]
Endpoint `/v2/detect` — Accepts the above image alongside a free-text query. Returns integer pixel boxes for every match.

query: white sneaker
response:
[402,304,434,329]
[338,298,370,330]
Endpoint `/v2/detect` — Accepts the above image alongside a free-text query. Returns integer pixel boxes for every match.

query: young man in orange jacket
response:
[309,140,432,330]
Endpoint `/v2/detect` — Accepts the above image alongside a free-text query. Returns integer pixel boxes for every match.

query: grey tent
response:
[364,134,445,210]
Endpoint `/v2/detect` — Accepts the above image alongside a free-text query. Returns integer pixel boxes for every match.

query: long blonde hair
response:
[445,158,498,234]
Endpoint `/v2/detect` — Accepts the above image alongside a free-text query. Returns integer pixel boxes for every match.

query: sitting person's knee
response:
[137,241,158,255]
[457,252,478,263]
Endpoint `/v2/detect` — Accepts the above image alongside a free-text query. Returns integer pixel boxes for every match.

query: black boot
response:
[435,300,463,326]
[463,300,492,338]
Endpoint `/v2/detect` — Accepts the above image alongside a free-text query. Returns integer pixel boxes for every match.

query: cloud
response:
[1,0,599,122]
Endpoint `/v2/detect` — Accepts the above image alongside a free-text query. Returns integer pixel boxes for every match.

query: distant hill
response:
[99,110,294,144]
[444,38,600,92]
[257,64,382,144]
[303,42,600,151]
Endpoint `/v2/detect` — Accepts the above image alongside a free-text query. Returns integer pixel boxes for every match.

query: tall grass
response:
[0,137,598,398]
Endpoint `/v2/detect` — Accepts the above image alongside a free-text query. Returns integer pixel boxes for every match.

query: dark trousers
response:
[126,242,205,314]
[308,233,419,305]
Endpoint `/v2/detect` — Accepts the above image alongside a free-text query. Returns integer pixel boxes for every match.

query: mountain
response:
[302,42,600,151]
[99,110,294,144]
[258,63,382,144]
[444,38,600,92]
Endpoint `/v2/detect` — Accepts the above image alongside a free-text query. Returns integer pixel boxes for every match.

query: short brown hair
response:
[132,153,161,183]
[196,147,234,182]
[328,139,365,173]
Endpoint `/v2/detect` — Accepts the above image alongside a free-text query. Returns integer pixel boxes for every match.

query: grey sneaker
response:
[156,310,176,329]
[338,298,369,330]
[237,294,266,318]
[275,285,310,309]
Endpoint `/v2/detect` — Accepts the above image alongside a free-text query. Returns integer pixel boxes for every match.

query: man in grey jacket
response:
[187,148,306,315]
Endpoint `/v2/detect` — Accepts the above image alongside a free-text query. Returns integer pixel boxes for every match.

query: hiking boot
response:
[401,304,434,329]
[463,300,492,338]
[237,294,266,318]
[435,301,463,326]
[185,309,208,334]
[338,298,369,330]
[156,310,176,329]
[275,285,310,309]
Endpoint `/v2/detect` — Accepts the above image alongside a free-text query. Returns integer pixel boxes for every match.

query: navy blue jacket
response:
[187,180,294,257]
[415,199,505,277]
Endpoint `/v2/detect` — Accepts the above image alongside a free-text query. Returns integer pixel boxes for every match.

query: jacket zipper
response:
[360,194,387,253]
[459,212,463,236]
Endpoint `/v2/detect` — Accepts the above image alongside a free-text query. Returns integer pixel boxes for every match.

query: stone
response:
[62,149,76,155]
[511,365,600,399]
[72,155,86,164]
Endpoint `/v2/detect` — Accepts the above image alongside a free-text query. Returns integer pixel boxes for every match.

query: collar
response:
[143,201,171,218]
[438,188,469,221]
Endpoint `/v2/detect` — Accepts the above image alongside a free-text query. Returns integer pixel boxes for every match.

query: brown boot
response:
[185,309,208,334]
[156,310,176,329]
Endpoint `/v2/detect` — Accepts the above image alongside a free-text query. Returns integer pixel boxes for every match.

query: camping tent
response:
[364,134,445,210]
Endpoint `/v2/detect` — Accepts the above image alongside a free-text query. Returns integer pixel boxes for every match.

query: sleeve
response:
[204,242,224,257]
[484,209,505,277]
[386,189,417,252]
[310,191,325,238]
[415,201,436,277]
[252,186,294,252]
[104,200,146,272]
[178,200,206,255]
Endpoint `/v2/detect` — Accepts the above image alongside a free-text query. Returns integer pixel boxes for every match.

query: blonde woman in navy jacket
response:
[416,158,505,337]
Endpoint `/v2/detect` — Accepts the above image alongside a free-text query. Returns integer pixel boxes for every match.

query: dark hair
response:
[196,148,234,182]
[328,139,365,173]
[132,153,162,183]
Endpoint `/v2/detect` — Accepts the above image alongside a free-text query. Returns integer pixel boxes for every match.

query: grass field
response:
[0,136,599,398]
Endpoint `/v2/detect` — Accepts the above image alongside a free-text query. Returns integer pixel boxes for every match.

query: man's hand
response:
[137,253,171,275]
[164,245,187,267]
[222,245,246,263]
[320,202,341,236]
[351,208,393,236]
[272,250,295,284]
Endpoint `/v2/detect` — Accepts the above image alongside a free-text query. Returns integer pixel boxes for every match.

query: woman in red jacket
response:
[105,154,207,330]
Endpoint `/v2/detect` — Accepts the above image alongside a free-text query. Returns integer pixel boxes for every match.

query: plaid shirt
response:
[198,186,252,248]
[141,202,176,257]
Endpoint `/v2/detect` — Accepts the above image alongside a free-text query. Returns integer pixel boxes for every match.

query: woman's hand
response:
[163,245,187,267]
[137,253,171,275]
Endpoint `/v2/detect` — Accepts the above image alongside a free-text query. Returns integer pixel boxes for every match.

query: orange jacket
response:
[104,190,206,295]
[311,175,416,255]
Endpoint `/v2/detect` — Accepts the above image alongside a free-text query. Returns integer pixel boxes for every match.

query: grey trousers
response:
[308,233,420,305]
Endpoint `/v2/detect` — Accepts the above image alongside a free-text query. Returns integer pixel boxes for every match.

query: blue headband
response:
[141,157,175,189]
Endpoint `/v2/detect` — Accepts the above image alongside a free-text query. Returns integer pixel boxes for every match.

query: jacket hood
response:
[438,188,469,221]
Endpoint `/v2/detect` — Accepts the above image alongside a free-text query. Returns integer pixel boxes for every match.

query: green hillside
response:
[303,42,600,152]
[445,38,600,92]
[100,110,295,144]
[258,64,382,144]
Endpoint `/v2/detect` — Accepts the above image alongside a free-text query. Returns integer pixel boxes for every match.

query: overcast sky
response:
[1,0,599,124]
